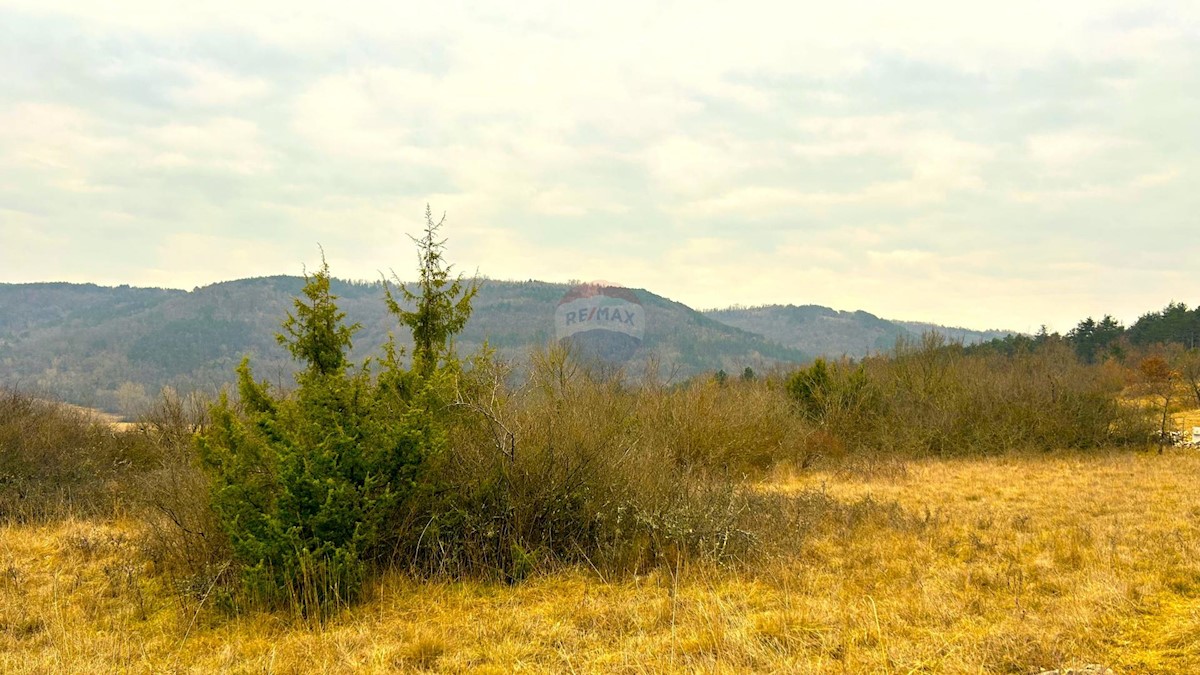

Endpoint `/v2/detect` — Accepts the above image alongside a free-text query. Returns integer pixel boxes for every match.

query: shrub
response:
[193,212,480,614]
[782,334,1153,457]
[641,373,811,471]
[785,357,878,446]
[197,259,441,614]
[136,388,225,578]
[405,344,787,579]
[0,388,159,521]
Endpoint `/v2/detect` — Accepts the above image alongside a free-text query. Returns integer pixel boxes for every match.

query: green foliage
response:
[785,357,873,433]
[385,206,480,379]
[787,358,831,420]
[1128,302,1200,348]
[1066,315,1125,364]
[964,327,1057,357]
[197,256,443,615]
[970,301,1200,361]
[278,260,360,377]
[1,278,821,412]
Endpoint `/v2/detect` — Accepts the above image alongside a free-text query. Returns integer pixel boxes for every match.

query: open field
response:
[1174,408,1200,434]
[2,448,1198,673]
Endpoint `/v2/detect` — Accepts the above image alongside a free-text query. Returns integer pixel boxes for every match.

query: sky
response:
[1,1,1197,333]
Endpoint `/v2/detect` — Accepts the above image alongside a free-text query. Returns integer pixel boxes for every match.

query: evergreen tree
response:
[199,252,454,615]
[385,205,480,378]
[277,256,359,378]
[1067,315,1124,363]
[1129,302,1200,348]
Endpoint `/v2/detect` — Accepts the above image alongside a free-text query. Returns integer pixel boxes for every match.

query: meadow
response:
[2,446,1199,673]
[2,262,1197,673]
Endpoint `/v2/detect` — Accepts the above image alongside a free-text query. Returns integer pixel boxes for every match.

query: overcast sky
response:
[1,1,1197,332]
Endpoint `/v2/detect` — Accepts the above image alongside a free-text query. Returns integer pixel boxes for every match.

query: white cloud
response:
[143,232,303,288]
[528,186,630,218]
[1,0,1199,331]
[673,175,983,220]
[0,103,130,195]
[143,117,273,175]
[1009,165,1182,204]
[1130,167,1182,188]
[169,63,270,108]
[291,69,439,163]
[864,249,937,267]
[0,210,66,277]
[643,135,775,198]
[8,0,1198,76]
[0,104,123,166]
[649,116,995,219]
[1025,130,1138,168]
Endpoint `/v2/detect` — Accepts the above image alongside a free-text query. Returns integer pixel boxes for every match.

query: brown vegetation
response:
[2,448,1199,672]
[2,333,1198,672]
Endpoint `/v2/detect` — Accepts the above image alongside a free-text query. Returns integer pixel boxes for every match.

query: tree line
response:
[968,301,1200,365]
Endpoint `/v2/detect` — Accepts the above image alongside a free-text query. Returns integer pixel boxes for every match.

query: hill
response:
[0,278,807,413]
[0,280,1018,414]
[890,320,1016,347]
[703,305,1014,358]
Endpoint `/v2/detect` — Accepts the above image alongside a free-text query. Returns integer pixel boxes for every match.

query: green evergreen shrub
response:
[198,258,441,614]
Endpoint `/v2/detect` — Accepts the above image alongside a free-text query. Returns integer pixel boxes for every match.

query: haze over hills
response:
[704,305,1014,358]
[0,278,1013,415]
[890,320,1016,347]
[0,278,805,413]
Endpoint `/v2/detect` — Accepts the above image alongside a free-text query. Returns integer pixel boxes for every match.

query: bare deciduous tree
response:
[1139,355,1177,454]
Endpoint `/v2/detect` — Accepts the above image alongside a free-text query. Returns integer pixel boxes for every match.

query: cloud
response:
[0,103,124,171]
[143,232,303,289]
[144,117,274,175]
[643,135,775,198]
[169,63,270,107]
[1,0,1198,332]
[1008,165,1183,204]
[1025,130,1138,168]
[292,69,439,163]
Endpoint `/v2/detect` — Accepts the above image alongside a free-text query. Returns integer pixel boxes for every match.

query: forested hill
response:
[0,278,808,414]
[704,305,1014,358]
[0,278,1023,415]
[891,320,1016,348]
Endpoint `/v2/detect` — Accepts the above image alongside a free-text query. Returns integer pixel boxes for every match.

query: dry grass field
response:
[2,445,1198,674]
[1174,408,1200,434]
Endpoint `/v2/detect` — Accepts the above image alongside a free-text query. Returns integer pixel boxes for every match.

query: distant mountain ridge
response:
[703,304,1014,358]
[0,278,805,413]
[0,279,1012,414]
[890,320,1016,347]
[704,304,905,357]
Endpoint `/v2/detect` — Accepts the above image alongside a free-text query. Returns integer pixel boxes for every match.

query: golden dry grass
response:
[1127,384,1200,433]
[1174,408,1200,433]
[3,448,1199,673]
